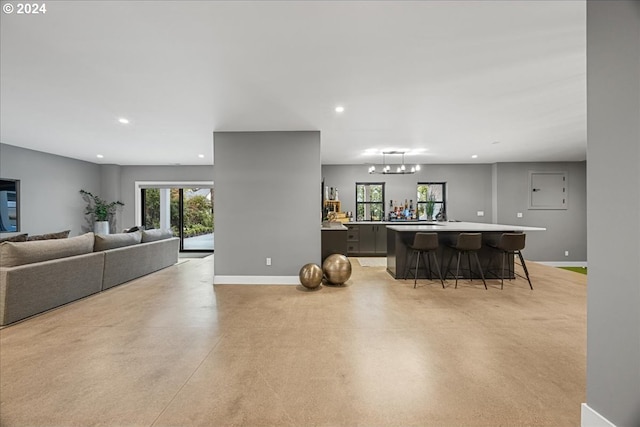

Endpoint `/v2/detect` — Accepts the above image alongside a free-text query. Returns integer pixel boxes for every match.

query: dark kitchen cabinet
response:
[347,224,386,255]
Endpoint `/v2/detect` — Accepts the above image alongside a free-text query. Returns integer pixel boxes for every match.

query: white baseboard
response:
[537,261,588,267]
[581,403,617,427]
[213,275,299,285]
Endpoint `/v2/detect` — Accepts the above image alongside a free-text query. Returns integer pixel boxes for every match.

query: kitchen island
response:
[386,222,546,280]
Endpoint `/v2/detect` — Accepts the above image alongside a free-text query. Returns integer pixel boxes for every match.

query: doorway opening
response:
[139,184,214,253]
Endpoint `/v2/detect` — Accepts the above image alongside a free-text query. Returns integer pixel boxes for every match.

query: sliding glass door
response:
[141,187,214,252]
[182,188,213,251]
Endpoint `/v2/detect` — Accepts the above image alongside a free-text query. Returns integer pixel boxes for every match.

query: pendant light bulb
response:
[415,164,421,171]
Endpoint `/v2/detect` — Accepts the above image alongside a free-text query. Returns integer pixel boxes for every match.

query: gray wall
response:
[0,144,215,235]
[586,1,640,426]
[322,164,494,223]
[0,143,100,236]
[496,162,586,262]
[214,131,321,278]
[322,161,587,262]
[100,164,123,233]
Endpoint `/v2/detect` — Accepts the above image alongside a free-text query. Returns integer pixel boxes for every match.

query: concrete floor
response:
[0,257,586,426]
[182,233,214,251]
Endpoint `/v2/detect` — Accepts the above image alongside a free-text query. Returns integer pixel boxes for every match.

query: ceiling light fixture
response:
[96,154,104,159]
[368,151,420,174]
[335,106,345,113]
[471,154,479,159]
[118,117,129,124]
[198,154,205,158]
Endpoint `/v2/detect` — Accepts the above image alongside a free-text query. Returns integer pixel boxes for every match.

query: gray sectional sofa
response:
[0,230,179,326]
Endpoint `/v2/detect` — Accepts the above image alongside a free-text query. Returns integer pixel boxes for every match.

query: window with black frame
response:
[356,182,385,221]
[417,182,447,221]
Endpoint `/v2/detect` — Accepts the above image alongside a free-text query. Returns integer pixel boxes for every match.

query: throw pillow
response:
[141,229,173,243]
[94,231,142,252]
[0,232,94,267]
[123,226,144,233]
[27,230,71,241]
[0,233,28,243]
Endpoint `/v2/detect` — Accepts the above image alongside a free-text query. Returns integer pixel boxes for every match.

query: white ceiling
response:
[0,0,586,167]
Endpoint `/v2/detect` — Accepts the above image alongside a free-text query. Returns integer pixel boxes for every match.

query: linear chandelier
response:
[368,151,421,174]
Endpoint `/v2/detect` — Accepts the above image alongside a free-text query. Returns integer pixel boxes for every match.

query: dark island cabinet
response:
[346,224,386,256]
[346,224,360,254]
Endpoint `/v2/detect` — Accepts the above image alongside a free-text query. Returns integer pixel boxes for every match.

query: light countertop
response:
[386,221,546,232]
[347,221,425,225]
[321,223,348,230]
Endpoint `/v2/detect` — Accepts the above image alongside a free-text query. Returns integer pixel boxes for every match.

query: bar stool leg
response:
[455,251,462,289]
[445,250,455,281]
[473,251,487,289]
[508,252,514,282]
[431,251,445,288]
[517,251,533,290]
[413,249,422,288]
[500,251,506,290]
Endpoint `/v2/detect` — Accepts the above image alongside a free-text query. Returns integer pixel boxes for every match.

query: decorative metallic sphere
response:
[299,263,323,289]
[322,254,352,285]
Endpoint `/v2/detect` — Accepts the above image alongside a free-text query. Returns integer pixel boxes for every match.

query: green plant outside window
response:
[356,183,385,221]
[417,182,446,220]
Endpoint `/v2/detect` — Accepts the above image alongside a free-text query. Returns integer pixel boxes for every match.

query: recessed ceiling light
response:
[118,117,129,124]
[335,106,345,113]
[96,154,104,159]
[471,154,479,159]
[198,154,205,158]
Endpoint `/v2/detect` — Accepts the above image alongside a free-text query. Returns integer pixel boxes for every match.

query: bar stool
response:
[488,233,533,290]
[403,232,444,288]
[445,233,487,289]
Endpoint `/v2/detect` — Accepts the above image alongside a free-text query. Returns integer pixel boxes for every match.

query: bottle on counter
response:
[335,187,339,201]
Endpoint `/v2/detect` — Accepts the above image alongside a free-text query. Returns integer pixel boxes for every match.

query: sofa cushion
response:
[141,229,173,243]
[0,232,94,267]
[0,233,28,243]
[27,230,71,241]
[94,231,142,252]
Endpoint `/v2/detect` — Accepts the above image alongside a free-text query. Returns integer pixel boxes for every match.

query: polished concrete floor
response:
[0,257,586,426]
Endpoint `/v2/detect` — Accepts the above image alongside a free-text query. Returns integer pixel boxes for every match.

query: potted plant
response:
[425,192,436,221]
[79,189,124,234]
